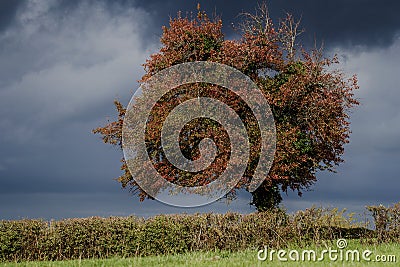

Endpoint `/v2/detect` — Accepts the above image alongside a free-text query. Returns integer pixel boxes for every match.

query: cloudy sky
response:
[0,0,399,220]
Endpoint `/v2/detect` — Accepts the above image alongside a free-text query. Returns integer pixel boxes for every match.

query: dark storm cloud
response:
[0,0,155,218]
[0,1,24,32]
[0,191,255,220]
[134,0,400,49]
[0,123,123,194]
[277,0,400,49]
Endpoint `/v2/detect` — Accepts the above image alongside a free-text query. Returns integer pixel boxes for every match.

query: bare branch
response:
[239,1,274,38]
[279,12,304,61]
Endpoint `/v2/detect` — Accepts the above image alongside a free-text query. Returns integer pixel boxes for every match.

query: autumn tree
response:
[93,4,358,211]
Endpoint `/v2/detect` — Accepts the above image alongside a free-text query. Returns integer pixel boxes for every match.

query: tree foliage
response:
[93,4,358,210]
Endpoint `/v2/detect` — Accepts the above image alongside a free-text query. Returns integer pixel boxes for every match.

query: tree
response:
[93,4,358,211]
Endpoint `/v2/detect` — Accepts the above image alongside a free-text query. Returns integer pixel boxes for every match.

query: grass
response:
[1,240,398,267]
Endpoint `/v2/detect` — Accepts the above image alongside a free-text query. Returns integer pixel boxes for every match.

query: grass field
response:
[1,240,398,267]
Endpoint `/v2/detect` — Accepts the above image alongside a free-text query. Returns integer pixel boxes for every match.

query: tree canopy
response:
[93,3,358,211]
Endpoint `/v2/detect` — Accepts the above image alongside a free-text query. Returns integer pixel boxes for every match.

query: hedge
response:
[1,204,396,262]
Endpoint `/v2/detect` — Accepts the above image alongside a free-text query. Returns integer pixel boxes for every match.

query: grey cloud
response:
[0,0,154,142]
[334,39,400,154]
[0,0,155,206]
